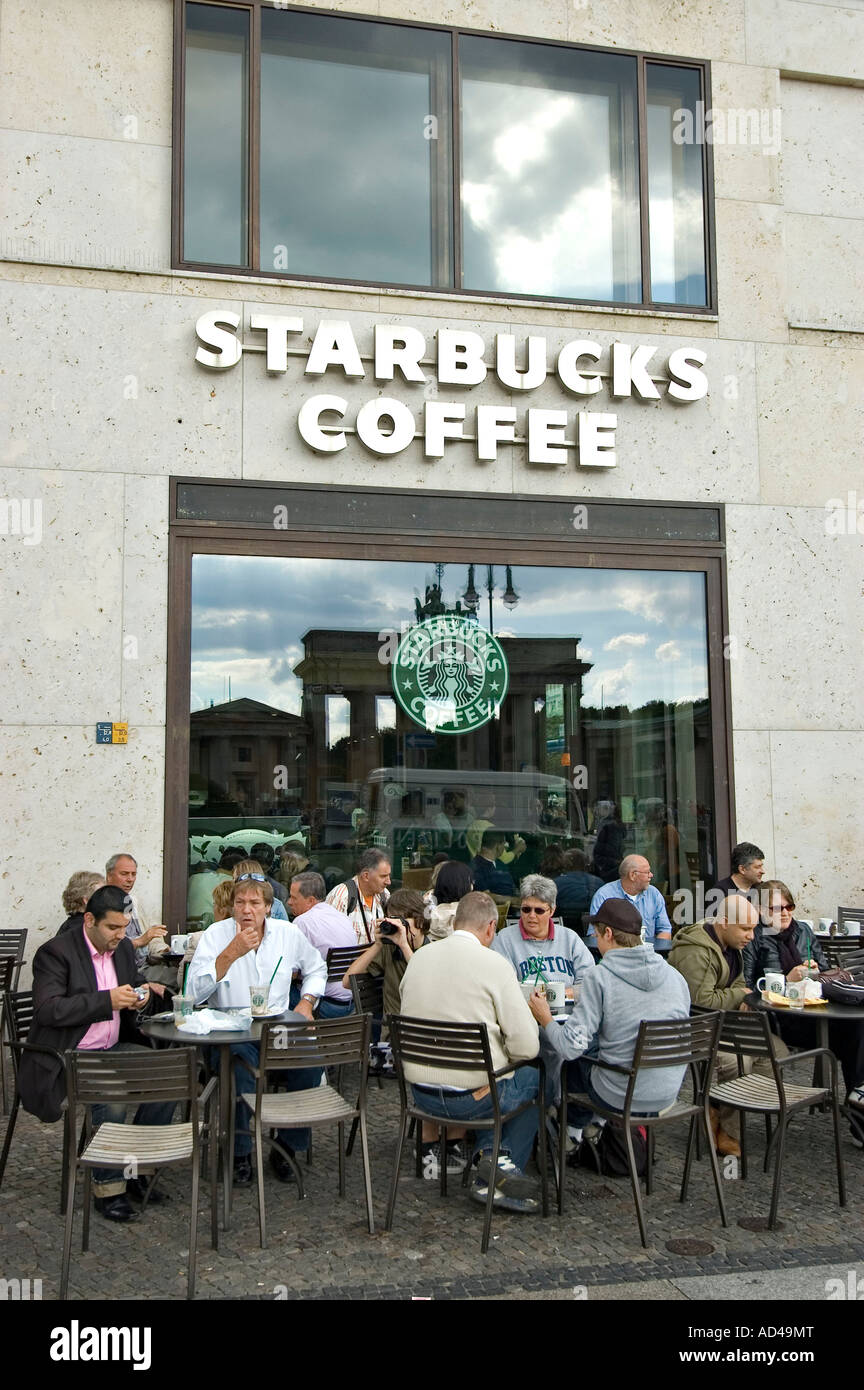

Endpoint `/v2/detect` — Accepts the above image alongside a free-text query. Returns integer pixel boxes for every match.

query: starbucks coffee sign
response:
[392,616,509,735]
[193,311,709,471]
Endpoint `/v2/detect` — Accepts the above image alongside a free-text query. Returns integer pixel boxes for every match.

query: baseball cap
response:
[589,899,642,935]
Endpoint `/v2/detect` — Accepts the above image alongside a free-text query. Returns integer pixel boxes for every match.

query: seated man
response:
[19,884,176,1224]
[587,855,672,952]
[325,848,391,945]
[288,870,357,1018]
[187,874,327,1186]
[713,841,765,901]
[530,899,690,1140]
[668,894,777,1158]
[492,874,595,996]
[470,829,518,899]
[399,891,542,1214]
[105,852,172,990]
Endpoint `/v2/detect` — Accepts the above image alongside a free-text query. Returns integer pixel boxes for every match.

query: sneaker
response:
[847,1086,864,1110]
[470,1154,540,1214]
[445,1139,469,1172]
[269,1148,297,1184]
[421,1141,467,1180]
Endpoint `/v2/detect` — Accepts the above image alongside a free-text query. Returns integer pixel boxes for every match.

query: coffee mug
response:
[818,918,834,933]
[520,980,545,1002]
[170,934,189,955]
[544,980,567,1012]
[757,972,785,996]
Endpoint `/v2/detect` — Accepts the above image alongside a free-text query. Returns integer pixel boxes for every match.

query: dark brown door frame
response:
[162,504,735,925]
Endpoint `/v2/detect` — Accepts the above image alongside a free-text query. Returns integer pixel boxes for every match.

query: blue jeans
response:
[564,1056,660,1128]
[316,996,353,1020]
[213,1042,322,1157]
[88,1042,177,1196]
[411,1067,539,1172]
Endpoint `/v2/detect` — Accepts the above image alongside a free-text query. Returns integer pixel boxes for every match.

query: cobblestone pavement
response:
[2,1066,862,1301]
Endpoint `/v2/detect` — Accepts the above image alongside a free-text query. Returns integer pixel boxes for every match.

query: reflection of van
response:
[366,768,592,868]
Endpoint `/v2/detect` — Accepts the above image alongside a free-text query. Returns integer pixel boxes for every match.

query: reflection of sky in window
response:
[461,81,640,301]
[647,70,706,305]
[184,9,247,265]
[326,695,351,748]
[260,57,436,284]
[191,556,709,717]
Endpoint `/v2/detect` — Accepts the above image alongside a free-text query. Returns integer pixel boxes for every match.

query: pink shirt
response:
[78,925,121,1050]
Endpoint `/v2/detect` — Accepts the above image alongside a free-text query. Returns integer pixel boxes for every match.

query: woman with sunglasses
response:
[752,880,864,1117]
[492,874,595,997]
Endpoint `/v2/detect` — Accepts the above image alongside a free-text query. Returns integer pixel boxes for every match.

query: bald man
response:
[586,855,672,952]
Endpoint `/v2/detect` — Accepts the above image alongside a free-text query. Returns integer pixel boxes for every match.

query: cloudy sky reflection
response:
[190,555,708,715]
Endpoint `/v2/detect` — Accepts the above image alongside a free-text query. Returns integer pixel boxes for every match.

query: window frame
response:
[162,478,735,925]
[172,0,717,314]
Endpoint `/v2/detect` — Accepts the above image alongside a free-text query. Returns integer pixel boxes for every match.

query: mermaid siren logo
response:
[392,615,509,735]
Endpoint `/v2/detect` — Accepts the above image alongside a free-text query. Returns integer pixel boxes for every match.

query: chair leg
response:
[439,1124,447,1198]
[831,1092,847,1208]
[703,1110,728,1228]
[739,1112,748,1181]
[763,1115,773,1173]
[188,1154,199,1301]
[767,1114,788,1229]
[209,1111,219,1252]
[414,1121,423,1179]
[81,1167,92,1252]
[480,1125,501,1255]
[645,1127,654,1196]
[537,1095,549,1219]
[358,1110,375,1235]
[345,1116,359,1156]
[337,1121,346,1197]
[680,1114,698,1202]
[60,1156,77,1301]
[385,1111,410,1232]
[558,1096,566,1217]
[255,1126,267,1250]
[623,1123,648,1249]
[0,1095,19,1187]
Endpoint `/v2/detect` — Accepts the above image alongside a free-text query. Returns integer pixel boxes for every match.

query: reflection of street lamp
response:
[462,564,519,633]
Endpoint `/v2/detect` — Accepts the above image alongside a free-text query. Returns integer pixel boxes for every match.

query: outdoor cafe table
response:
[756,996,864,1088]
[141,1008,307,1230]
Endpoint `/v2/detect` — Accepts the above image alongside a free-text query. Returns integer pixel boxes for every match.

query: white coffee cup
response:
[757,972,785,996]
[171,934,189,954]
[545,980,567,1012]
[520,980,545,1002]
[818,918,834,933]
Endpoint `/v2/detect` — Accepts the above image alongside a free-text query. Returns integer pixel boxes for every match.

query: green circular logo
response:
[392,616,509,735]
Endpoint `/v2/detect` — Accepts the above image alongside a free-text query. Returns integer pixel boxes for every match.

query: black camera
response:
[379,916,410,938]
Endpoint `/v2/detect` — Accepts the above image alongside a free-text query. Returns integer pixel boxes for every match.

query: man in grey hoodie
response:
[529,898,691,1121]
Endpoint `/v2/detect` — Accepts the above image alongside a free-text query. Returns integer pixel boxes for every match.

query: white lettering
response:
[297,395,347,453]
[355,398,416,455]
[527,408,569,465]
[424,402,466,459]
[194,310,242,369]
[578,413,617,467]
[495,333,547,391]
[248,314,303,372]
[374,325,427,383]
[437,329,487,386]
[611,343,660,399]
[666,347,709,402]
[476,406,517,461]
[556,340,603,395]
[305,321,364,378]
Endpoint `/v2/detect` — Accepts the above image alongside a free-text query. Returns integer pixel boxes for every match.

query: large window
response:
[176,2,713,310]
[180,551,719,928]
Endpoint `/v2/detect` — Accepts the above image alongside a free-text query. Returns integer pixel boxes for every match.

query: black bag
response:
[577,1121,648,1177]
[819,967,864,1006]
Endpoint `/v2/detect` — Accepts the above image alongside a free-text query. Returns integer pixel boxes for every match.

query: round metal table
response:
[142,1009,307,1229]
[757,997,864,1088]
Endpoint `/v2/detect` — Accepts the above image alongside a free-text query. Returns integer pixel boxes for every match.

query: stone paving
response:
[1,1063,863,1301]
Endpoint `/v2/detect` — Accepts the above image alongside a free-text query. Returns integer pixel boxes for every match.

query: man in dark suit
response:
[20,884,175,1223]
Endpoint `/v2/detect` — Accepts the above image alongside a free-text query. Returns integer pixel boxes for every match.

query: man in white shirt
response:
[187,874,327,1185]
[399,891,542,1215]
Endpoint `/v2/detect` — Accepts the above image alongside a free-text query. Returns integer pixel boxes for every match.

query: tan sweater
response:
[399,930,539,1088]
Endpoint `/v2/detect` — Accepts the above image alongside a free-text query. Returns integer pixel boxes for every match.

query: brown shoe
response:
[709,1107,741,1157]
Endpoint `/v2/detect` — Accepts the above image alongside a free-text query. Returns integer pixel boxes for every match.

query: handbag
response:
[818,967,864,1005]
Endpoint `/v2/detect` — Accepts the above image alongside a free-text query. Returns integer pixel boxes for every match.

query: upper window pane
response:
[259,10,452,285]
[459,37,641,302]
[184,3,248,266]
[647,64,707,306]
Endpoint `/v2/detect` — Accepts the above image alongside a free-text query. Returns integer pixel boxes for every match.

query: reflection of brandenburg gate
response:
[294,627,592,804]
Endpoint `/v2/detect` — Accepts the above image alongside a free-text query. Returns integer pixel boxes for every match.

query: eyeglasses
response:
[767,903,794,914]
[521,905,550,915]
[236,873,266,883]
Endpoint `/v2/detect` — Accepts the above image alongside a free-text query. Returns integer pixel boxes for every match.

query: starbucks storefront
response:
[167,480,733,930]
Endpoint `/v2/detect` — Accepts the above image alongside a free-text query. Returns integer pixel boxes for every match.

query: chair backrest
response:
[260,1014,371,1072]
[3,990,35,1077]
[66,1047,198,1109]
[349,973,384,1017]
[825,937,864,968]
[717,1009,775,1062]
[388,1015,495,1078]
[0,930,27,963]
[837,907,864,937]
[631,1012,722,1072]
[0,960,15,994]
[326,945,367,983]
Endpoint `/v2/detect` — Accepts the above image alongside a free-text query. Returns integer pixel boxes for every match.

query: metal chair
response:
[0,959,18,1113]
[242,1014,374,1246]
[560,1013,727,1248]
[0,989,74,1206]
[326,944,367,982]
[824,940,864,969]
[61,1048,218,1299]
[349,971,384,1020]
[385,1015,549,1254]
[0,930,27,993]
[709,1010,846,1229]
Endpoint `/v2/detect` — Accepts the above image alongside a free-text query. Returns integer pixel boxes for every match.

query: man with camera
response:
[19,884,177,1223]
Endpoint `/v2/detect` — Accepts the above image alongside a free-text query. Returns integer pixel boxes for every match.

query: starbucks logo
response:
[392,616,509,735]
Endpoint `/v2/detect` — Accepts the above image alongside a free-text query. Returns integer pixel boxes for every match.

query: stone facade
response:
[1,0,862,957]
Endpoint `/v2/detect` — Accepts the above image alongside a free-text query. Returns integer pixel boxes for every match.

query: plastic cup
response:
[172,994,193,1024]
[250,983,270,1016]
[786,979,807,1009]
